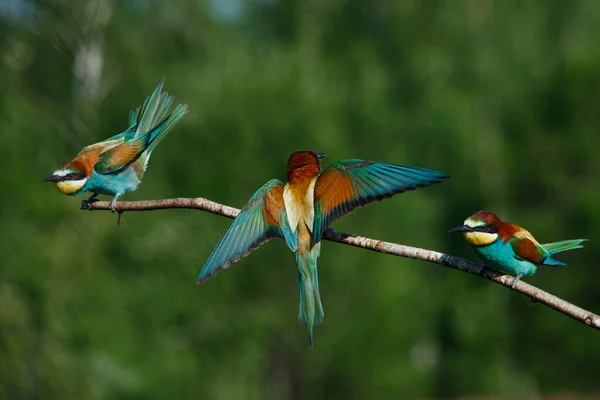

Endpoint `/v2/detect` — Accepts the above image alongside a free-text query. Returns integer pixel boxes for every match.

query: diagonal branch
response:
[84,197,600,331]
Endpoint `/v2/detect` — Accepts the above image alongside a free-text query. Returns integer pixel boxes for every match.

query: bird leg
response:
[510,274,524,290]
[108,195,120,212]
[81,193,99,210]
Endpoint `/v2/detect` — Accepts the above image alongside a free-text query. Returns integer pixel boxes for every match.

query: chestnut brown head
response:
[286,151,327,183]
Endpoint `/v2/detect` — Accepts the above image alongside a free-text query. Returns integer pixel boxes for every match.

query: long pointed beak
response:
[317,152,327,160]
[42,175,61,182]
[448,225,472,234]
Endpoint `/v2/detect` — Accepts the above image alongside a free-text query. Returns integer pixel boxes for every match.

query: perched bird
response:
[197,150,448,347]
[43,78,188,211]
[449,211,587,288]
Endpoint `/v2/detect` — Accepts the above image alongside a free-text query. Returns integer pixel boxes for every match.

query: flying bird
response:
[43,78,188,211]
[197,150,449,347]
[449,211,587,288]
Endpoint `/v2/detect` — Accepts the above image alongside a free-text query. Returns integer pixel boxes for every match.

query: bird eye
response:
[66,173,76,180]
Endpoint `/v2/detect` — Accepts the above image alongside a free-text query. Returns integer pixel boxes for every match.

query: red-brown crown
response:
[286,151,323,183]
[467,210,503,226]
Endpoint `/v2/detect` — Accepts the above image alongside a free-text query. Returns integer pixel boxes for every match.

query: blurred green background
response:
[2,0,599,398]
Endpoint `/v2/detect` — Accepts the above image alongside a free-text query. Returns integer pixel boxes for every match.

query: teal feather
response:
[542,239,587,255]
[313,160,448,242]
[278,210,298,252]
[539,239,587,266]
[296,244,323,349]
[540,256,567,267]
[107,124,137,142]
[128,108,137,127]
[197,179,294,283]
[94,119,169,175]
[135,77,166,135]
[144,103,187,155]
[472,237,587,275]
[473,239,539,276]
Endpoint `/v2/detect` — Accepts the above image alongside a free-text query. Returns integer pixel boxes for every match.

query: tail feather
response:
[135,78,165,135]
[542,239,587,255]
[132,78,188,151]
[296,249,324,349]
[131,79,188,172]
[540,239,587,267]
[145,103,188,154]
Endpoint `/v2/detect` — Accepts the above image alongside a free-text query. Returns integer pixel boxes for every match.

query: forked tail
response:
[295,247,324,348]
[541,239,587,266]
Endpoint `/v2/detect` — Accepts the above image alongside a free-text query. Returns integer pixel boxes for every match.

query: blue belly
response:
[472,239,538,276]
[75,168,141,197]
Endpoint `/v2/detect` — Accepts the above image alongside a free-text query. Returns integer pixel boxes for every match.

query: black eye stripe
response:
[62,172,85,181]
[472,225,497,233]
[480,226,497,233]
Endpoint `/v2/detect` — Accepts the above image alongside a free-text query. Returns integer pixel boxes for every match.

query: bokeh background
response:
[2,0,599,398]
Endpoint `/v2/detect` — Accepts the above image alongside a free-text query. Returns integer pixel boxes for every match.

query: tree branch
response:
[84,198,600,331]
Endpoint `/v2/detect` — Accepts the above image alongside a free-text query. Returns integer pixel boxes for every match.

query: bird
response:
[196,150,449,347]
[449,211,587,288]
[43,78,188,212]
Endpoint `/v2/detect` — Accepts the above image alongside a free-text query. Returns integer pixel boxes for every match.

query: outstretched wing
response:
[313,160,448,242]
[196,179,297,284]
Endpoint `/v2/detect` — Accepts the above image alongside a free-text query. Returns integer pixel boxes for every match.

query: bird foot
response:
[510,274,524,290]
[108,197,119,213]
[81,197,99,210]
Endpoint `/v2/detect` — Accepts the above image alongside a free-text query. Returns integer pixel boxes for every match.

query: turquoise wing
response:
[196,179,297,283]
[93,119,168,175]
[105,125,137,142]
[104,77,169,142]
[106,77,187,153]
[312,159,448,242]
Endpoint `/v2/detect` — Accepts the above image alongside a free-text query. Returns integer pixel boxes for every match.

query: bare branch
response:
[85,197,600,331]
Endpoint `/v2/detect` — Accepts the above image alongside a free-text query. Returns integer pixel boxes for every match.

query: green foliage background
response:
[1,0,599,398]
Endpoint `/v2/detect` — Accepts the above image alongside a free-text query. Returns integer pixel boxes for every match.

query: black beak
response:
[448,225,473,234]
[317,152,327,160]
[42,175,61,182]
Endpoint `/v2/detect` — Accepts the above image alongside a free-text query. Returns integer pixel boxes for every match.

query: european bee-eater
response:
[449,211,587,288]
[43,78,188,211]
[197,150,449,347]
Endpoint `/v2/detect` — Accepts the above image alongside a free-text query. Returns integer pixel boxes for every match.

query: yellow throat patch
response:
[464,231,498,246]
[56,179,87,195]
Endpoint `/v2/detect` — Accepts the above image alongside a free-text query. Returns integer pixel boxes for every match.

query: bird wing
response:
[312,159,448,242]
[105,125,138,142]
[93,119,168,175]
[196,179,297,283]
[508,230,547,264]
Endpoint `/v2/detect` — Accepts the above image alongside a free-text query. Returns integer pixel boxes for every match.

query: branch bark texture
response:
[84,197,600,331]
